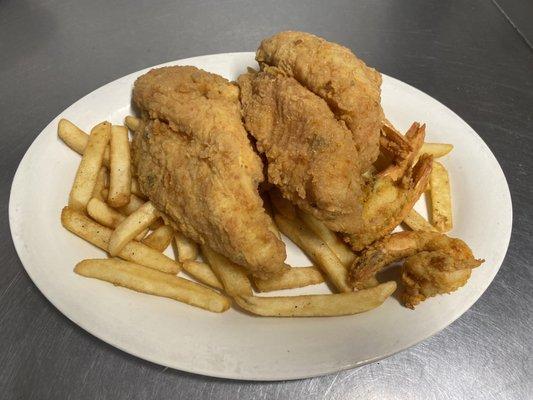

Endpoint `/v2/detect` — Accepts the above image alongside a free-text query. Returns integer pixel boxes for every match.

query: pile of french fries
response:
[58,116,453,316]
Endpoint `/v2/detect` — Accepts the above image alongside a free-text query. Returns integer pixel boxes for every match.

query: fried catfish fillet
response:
[256,30,384,171]
[238,70,364,232]
[132,66,287,278]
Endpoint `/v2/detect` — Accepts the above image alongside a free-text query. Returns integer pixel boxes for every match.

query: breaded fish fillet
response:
[256,31,384,171]
[132,66,287,278]
[238,70,364,232]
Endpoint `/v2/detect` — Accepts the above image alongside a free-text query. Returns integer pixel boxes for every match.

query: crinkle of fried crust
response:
[257,31,384,171]
[132,66,287,278]
[239,70,364,232]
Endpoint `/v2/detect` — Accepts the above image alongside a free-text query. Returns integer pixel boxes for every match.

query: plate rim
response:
[8,52,513,381]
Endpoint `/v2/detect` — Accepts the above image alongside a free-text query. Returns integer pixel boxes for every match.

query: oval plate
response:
[9,53,512,381]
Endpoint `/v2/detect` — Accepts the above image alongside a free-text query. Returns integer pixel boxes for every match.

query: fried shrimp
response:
[348,231,484,308]
[379,122,426,181]
[344,155,433,251]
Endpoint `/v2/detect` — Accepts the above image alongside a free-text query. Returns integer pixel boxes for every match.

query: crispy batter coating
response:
[343,155,433,251]
[402,251,473,308]
[348,231,484,308]
[132,66,287,278]
[238,71,364,232]
[257,31,384,171]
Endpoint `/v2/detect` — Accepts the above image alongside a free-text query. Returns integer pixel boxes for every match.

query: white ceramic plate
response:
[9,52,512,381]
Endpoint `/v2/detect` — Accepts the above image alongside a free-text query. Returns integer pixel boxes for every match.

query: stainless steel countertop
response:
[1,1,531,399]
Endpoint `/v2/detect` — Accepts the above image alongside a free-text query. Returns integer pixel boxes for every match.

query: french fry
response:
[58,119,90,155]
[254,266,324,292]
[182,260,223,290]
[235,281,396,317]
[75,259,229,313]
[274,213,351,292]
[86,198,147,241]
[68,122,111,211]
[297,210,355,268]
[61,207,179,274]
[403,209,438,232]
[106,190,161,230]
[58,119,110,165]
[91,167,108,202]
[124,115,141,131]
[429,161,453,232]
[108,201,159,256]
[87,197,125,228]
[419,143,453,158]
[116,193,146,215]
[108,125,131,208]
[201,245,252,297]
[174,231,199,262]
[142,225,174,252]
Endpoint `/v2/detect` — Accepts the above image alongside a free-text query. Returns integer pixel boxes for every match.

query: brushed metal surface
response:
[1,0,531,399]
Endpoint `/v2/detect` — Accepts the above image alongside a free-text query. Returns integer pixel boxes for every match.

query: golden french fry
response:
[87,197,125,228]
[68,122,111,211]
[61,207,180,274]
[142,225,174,252]
[420,143,453,158]
[174,231,199,262]
[429,161,453,232]
[413,142,454,165]
[108,201,159,256]
[87,198,147,240]
[116,193,145,215]
[58,119,90,155]
[201,245,252,297]
[254,266,324,292]
[182,260,223,290]
[403,209,438,232]
[58,119,110,165]
[108,125,132,208]
[235,281,396,317]
[274,213,351,292]
[91,167,108,202]
[124,115,141,131]
[107,191,160,230]
[297,210,355,268]
[75,259,229,313]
